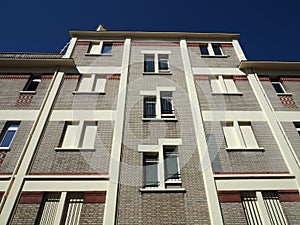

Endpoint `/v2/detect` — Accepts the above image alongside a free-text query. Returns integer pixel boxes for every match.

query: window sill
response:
[276,93,293,96]
[143,72,172,75]
[211,92,243,96]
[226,147,265,152]
[19,91,36,94]
[142,118,178,122]
[140,188,185,192]
[85,53,112,56]
[55,147,96,152]
[72,91,105,95]
[165,180,182,184]
[201,55,229,58]
[0,147,10,151]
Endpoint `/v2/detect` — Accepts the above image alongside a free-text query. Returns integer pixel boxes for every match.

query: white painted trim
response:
[156,86,176,92]
[138,145,160,152]
[276,112,300,121]
[192,67,246,75]
[202,111,265,122]
[139,188,185,192]
[24,175,109,180]
[158,138,182,146]
[0,182,9,191]
[256,191,272,225]
[76,66,121,74]
[140,91,157,96]
[214,174,294,179]
[63,37,77,59]
[49,110,116,121]
[0,110,38,120]
[54,192,67,225]
[141,50,172,54]
[180,39,224,225]
[232,40,247,61]
[103,38,131,225]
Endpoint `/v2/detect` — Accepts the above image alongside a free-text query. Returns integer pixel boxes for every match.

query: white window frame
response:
[222,121,264,151]
[140,87,176,120]
[73,74,106,94]
[141,50,171,74]
[55,121,97,151]
[19,76,41,94]
[138,138,184,192]
[271,81,292,96]
[0,122,20,150]
[199,43,228,57]
[86,41,113,55]
[210,75,242,95]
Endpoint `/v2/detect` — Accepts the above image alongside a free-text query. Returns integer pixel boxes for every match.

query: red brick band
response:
[233,75,248,81]
[106,74,121,80]
[187,43,200,47]
[112,42,124,46]
[258,76,270,81]
[84,192,106,204]
[64,75,80,80]
[280,77,300,82]
[194,75,209,80]
[220,43,234,47]
[28,172,108,176]
[76,41,91,46]
[132,42,179,46]
[16,94,34,106]
[215,172,290,175]
[0,75,31,79]
[19,192,44,204]
[218,191,242,202]
[278,190,300,202]
[41,75,53,80]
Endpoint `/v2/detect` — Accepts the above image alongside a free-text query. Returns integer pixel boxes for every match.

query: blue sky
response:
[0,0,299,61]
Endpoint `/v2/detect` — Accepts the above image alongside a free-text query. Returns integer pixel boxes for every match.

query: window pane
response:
[81,122,97,148]
[144,155,159,187]
[158,54,169,70]
[94,77,106,92]
[272,82,285,93]
[101,43,112,54]
[0,123,19,148]
[200,45,209,55]
[293,122,300,135]
[223,126,241,148]
[144,97,156,118]
[164,147,180,180]
[210,78,221,93]
[88,42,101,54]
[62,123,79,148]
[239,124,258,149]
[160,92,173,115]
[23,76,41,91]
[224,78,238,93]
[144,54,155,72]
[212,44,222,55]
[78,75,93,92]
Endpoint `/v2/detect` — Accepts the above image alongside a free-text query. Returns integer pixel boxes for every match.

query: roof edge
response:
[239,60,300,71]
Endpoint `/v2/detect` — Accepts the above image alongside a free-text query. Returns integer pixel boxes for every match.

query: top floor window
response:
[272,82,286,94]
[142,50,171,74]
[23,76,41,92]
[87,41,112,55]
[199,43,227,57]
[200,44,209,55]
[0,122,20,148]
[212,44,223,56]
[101,43,112,54]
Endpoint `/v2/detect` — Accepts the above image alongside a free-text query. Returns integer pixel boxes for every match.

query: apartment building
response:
[0,25,299,224]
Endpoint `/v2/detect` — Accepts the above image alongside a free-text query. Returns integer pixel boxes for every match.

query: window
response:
[241,191,287,225]
[222,121,263,151]
[142,51,171,74]
[0,122,19,148]
[139,139,182,191]
[75,74,106,93]
[87,41,112,55]
[200,44,209,55]
[272,82,286,94]
[210,75,240,94]
[142,88,175,120]
[23,76,41,92]
[199,43,226,57]
[36,192,83,225]
[57,121,97,150]
[212,44,223,56]
[293,122,300,135]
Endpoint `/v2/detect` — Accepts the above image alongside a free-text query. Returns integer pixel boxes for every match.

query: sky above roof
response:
[0,0,299,61]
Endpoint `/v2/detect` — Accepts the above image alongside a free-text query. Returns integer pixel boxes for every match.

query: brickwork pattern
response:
[195,78,261,111]
[117,44,210,224]
[0,75,51,110]
[10,204,40,225]
[79,203,105,225]
[54,76,119,110]
[188,45,240,68]
[281,122,300,161]
[281,201,300,225]
[220,202,248,225]
[71,41,123,67]
[0,121,33,174]
[29,120,113,174]
[205,121,288,173]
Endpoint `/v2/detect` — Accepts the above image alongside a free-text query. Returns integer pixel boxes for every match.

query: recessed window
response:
[199,43,226,57]
[163,146,180,181]
[143,154,159,188]
[158,54,169,71]
[293,122,300,135]
[23,76,41,92]
[87,41,112,55]
[75,74,106,93]
[200,44,209,55]
[160,91,174,117]
[212,44,223,56]
[101,43,112,54]
[143,96,156,118]
[0,122,20,148]
[142,51,171,74]
[272,82,286,94]
[144,54,155,73]
[210,76,239,94]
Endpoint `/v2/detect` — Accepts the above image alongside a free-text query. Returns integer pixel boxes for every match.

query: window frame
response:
[210,75,242,95]
[73,74,106,95]
[271,81,292,96]
[0,122,20,150]
[142,50,172,74]
[20,75,41,94]
[199,43,228,57]
[86,41,113,56]
[55,121,98,151]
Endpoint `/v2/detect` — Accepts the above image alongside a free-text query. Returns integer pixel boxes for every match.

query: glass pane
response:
[164,147,180,180]
[144,156,159,187]
[158,54,169,70]
[94,78,106,92]
[272,82,285,93]
[0,130,16,147]
[200,45,209,55]
[81,123,97,148]
[212,44,222,55]
[89,42,101,54]
[144,55,155,72]
[24,76,41,91]
[160,92,173,115]
[101,43,112,54]
[144,97,156,118]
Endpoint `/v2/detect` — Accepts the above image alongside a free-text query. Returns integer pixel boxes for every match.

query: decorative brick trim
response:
[16,94,34,106]
[84,191,106,204]
[131,42,180,46]
[41,75,53,80]
[28,172,108,176]
[112,42,124,46]
[187,43,200,47]
[258,76,270,81]
[220,43,234,47]
[218,191,242,202]
[0,152,7,165]
[106,74,121,80]
[215,172,290,174]
[64,75,80,80]
[278,190,300,202]
[19,192,44,204]
[194,75,209,80]
[76,41,91,46]
[280,77,300,82]
[233,75,248,81]
[0,74,31,80]
[279,96,297,108]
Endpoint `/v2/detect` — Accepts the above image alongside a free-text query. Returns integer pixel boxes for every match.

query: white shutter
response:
[242,193,263,225]
[210,79,221,93]
[240,125,259,149]
[89,42,101,54]
[39,193,60,225]
[81,122,97,148]
[94,77,106,92]
[63,198,83,225]
[224,78,238,93]
[78,75,93,92]
[62,123,79,148]
[223,126,241,148]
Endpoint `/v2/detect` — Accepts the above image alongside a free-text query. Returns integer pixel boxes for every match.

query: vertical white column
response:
[232,39,247,61]
[103,38,131,225]
[63,37,78,59]
[180,39,224,225]
[54,192,67,225]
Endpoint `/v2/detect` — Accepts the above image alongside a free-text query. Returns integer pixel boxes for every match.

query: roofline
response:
[239,60,300,71]
[0,58,75,68]
[69,31,240,40]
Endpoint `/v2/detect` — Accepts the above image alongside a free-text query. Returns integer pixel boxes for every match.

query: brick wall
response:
[205,121,288,173]
[281,201,300,224]
[220,202,248,225]
[281,122,300,161]
[29,120,113,174]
